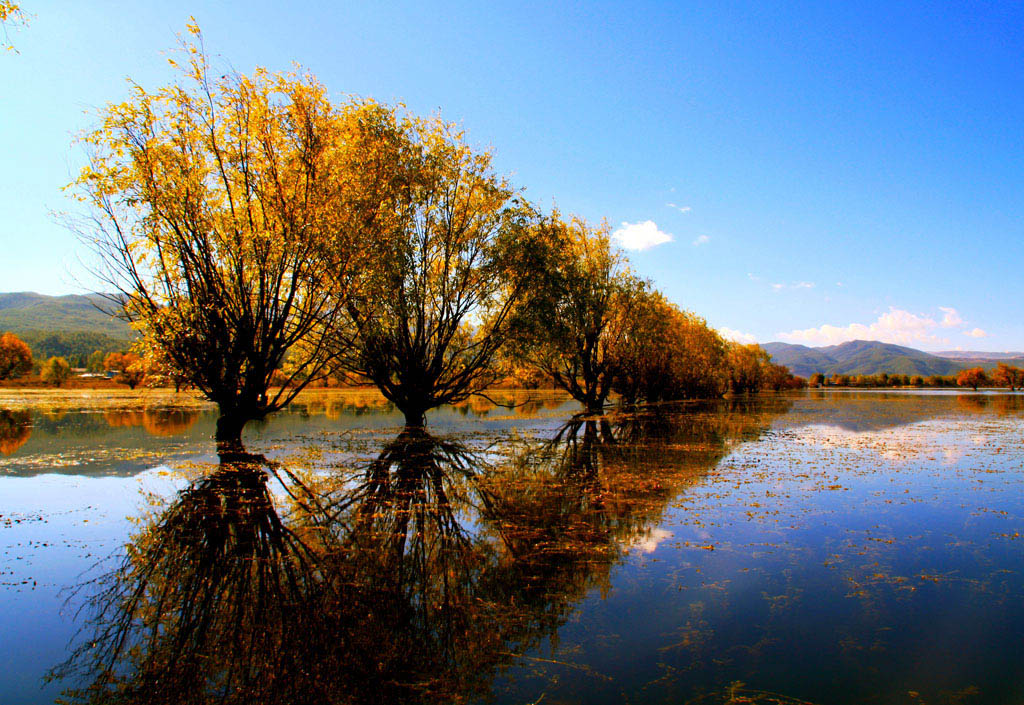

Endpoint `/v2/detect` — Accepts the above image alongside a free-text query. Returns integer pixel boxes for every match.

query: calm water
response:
[1,390,1023,704]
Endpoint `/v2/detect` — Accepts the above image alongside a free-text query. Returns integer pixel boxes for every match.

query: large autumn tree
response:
[325,108,546,426]
[73,26,361,446]
[514,215,643,414]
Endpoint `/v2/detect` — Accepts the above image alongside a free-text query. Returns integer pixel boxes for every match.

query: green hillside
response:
[763,340,965,378]
[0,292,134,366]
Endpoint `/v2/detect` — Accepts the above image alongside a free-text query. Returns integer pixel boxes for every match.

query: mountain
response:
[0,292,133,365]
[762,340,966,378]
[0,292,130,337]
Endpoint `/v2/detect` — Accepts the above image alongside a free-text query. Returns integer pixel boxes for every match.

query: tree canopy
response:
[74,25,363,443]
[324,108,547,425]
[513,214,643,413]
[0,332,32,379]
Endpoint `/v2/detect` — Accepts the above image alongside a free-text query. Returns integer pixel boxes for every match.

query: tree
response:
[612,290,728,404]
[86,349,106,373]
[0,332,32,379]
[514,215,642,414]
[104,352,146,389]
[73,26,359,446]
[0,409,31,455]
[726,343,771,393]
[763,362,795,391]
[326,108,544,426]
[992,363,1024,391]
[40,356,71,386]
[808,373,824,388]
[956,367,988,391]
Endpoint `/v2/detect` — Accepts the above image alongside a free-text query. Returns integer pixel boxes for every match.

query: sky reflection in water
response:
[1,390,1023,704]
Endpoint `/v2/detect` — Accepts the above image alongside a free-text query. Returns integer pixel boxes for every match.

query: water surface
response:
[1,390,1022,704]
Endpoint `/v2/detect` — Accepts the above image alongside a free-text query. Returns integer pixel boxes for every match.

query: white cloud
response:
[666,203,691,214]
[770,281,814,292]
[692,234,709,246]
[719,327,758,344]
[778,307,954,347]
[939,307,963,327]
[612,220,673,251]
[965,327,988,338]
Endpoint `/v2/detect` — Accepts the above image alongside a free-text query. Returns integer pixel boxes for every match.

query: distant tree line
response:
[805,363,1024,392]
[18,330,128,367]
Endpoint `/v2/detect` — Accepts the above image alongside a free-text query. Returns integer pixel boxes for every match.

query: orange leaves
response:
[0,332,32,380]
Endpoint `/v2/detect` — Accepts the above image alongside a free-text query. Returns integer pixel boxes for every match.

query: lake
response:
[1,389,1023,704]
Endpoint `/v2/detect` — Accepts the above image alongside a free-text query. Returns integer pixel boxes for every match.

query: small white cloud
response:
[612,220,673,251]
[692,234,709,246]
[778,307,957,347]
[836,282,843,287]
[666,203,691,214]
[965,328,987,338]
[765,280,815,292]
[719,327,758,344]
[939,307,963,328]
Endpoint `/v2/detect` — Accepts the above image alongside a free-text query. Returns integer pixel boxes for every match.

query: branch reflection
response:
[56,399,789,703]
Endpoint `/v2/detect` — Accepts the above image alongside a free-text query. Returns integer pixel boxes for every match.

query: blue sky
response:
[1,1,1022,350]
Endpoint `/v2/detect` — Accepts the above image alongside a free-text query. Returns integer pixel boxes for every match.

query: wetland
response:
[1,389,1023,704]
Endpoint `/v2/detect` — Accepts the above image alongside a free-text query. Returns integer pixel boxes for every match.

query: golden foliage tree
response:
[991,363,1024,391]
[514,215,642,414]
[613,290,729,404]
[956,366,988,391]
[40,356,71,386]
[0,331,32,379]
[726,343,771,393]
[326,107,545,426]
[73,25,361,445]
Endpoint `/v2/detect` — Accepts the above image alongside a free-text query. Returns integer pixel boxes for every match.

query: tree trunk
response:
[215,413,247,452]
[402,408,427,427]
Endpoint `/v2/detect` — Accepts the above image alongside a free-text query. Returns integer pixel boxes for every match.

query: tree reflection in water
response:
[53,449,337,703]
[55,400,788,704]
[0,408,31,455]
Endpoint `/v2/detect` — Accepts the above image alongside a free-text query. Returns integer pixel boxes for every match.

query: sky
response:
[1,1,1022,351]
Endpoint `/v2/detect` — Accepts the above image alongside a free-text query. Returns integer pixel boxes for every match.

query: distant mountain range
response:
[762,340,1024,379]
[0,292,133,365]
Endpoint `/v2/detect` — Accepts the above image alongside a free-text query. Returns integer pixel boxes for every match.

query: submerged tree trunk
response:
[401,407,427,428]
[215,413,248,452]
